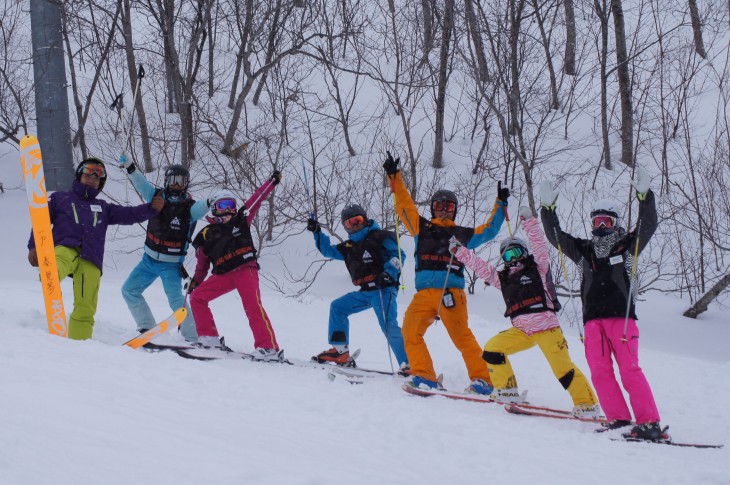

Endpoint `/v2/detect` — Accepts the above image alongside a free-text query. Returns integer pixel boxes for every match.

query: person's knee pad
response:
[482,350,506,365]
[559,369,575,389]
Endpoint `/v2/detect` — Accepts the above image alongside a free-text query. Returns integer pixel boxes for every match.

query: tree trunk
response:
[595,0,611,169]
[611,0,634,167]
[464,0,490,83]
[421,0,434,62]
[532,0,559,110]
[683,273,730,318]
[432,0,454,168]
[253,0,282,106]
[123,0,153,172]
[563,0,577,75]
[688,0,706,59]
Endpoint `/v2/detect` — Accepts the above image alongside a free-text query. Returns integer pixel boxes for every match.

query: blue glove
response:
[119,153,135,174]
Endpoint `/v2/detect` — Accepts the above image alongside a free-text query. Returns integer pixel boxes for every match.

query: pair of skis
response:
[401,382,722,448]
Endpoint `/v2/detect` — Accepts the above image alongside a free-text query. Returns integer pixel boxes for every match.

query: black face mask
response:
[592,227,615,237]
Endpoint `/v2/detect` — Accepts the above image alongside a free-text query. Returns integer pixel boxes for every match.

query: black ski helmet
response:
[164,164,190,197]
[341,203,367,222]
[431,189,458,218]
[75,157,108,191]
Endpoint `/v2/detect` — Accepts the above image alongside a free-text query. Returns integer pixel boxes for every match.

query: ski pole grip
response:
[138,64,145,79]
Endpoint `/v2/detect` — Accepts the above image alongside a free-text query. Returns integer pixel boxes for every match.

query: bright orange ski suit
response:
[388,172,506,383]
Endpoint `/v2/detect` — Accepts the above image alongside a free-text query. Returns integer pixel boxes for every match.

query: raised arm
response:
[383,153,420,237]
[454,245,500,288]
[244,174,279,224]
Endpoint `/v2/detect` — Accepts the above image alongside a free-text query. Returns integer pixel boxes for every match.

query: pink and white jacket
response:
[454,216,561,336]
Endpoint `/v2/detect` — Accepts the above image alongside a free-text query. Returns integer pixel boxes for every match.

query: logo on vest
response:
[362,250,373,263]
[519,275,532,285]
[232,226,241,237]
[170,216,181,230]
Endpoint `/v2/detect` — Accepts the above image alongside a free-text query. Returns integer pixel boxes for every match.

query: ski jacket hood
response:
[348,220,380,243]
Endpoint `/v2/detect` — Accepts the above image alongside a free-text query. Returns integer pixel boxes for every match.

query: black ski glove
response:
[497,181,510,204]
[383,151,400,175]
[306,218,321,233]
[270,170,282,186]
[376,272,395,287]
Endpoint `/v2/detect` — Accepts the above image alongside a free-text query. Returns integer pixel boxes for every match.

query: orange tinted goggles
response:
[432,200,456,212]
[343,215,365,230]
[80,164,106,178]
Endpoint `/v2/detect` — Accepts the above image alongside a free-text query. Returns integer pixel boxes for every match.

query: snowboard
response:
[20,134,67,337]
[123,307,188,349]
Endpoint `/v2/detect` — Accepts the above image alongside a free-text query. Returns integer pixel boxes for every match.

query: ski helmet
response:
[340,203,368,233]
[75,157,108,191]
[431,189,458,218]
[590,198,620,236]
[500,237,529,265]
[164,165,190,198]
[207,190,238,216]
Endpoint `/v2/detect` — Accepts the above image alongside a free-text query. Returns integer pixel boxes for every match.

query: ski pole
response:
[622,220,642,342]
[377,287,396,374]
[552,224,584,342]
[392,197,406,291]
[435,248,457,321]
[242,178,276,217]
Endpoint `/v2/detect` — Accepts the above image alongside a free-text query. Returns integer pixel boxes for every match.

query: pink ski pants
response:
[584,317,660,424]
[190,265,279,350]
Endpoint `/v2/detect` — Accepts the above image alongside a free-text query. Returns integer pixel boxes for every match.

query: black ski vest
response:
[499,255,561,318]
[416,217,474,278]
[145,194,195,256]
[336,230,395,290]
[192,211,257,275]
[583,244,636,322]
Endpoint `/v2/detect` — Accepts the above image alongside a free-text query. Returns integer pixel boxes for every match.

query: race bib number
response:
[90,205,103,212]
[609,255,623,265]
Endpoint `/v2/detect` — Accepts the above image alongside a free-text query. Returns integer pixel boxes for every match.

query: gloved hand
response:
[538,180,558,209]
[383,151,400,175]
[518,205,533,221]
[151,194,165,212]
[118,153,135,174]
[28,248,38,267]
[270,170,282,186]
[631,166,650,199]
[497,181,510,204]
[187,278,199,293]
[306,218,321,233]
[448,236,463,254]
[118,153,132,168]
[376,272,395,287]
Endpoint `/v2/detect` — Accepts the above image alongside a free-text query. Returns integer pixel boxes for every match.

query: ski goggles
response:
[343,215,366,230]
[592,214,616,229]
[165,175,189,187]
[79,164,106,178]
[432,200,456,212]
[213,198,237,213]
[502,246,526,263]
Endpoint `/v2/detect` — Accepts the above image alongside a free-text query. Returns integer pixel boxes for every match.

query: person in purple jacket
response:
[27,158,164,340]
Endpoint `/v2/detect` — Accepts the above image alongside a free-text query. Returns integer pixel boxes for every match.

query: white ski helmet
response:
[207,190,238,214]
[499,237,529,254]
[590,198,620,219]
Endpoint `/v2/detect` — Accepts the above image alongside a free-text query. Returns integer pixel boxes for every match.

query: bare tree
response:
[563,0,577,75]
[611,0,634,166]
[687,0,706,59]
[432,0,454,168]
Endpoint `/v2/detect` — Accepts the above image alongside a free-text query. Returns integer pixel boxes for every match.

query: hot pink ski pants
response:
[584,317,660,424]
[190,265,279,350]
